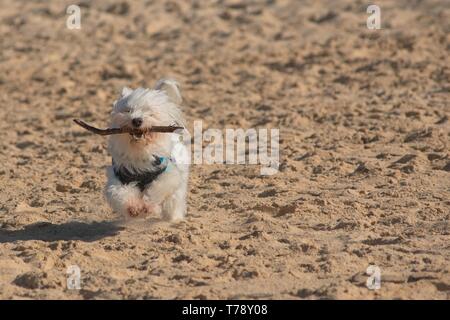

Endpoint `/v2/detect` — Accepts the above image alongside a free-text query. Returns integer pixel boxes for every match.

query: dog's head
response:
[108,79,185,167]
[110,79,184,141]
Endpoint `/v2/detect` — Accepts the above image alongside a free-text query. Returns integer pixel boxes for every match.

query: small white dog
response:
[105,79,189,221]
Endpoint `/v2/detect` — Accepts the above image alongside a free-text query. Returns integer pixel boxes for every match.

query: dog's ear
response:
[121,86,133,97]
[154,79,182,104]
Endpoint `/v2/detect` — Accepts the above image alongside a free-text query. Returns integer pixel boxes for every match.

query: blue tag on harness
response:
[158,156,171,172]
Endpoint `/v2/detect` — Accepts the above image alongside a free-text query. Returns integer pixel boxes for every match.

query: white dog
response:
[105,79,189,221]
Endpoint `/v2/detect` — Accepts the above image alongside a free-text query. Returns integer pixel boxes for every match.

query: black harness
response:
[113,156,168,191]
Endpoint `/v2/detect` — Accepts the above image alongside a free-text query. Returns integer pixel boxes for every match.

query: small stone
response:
[56,183,71,192]
[80,180,98,191]
[13,271,47,289]
[166,234,182,244]
[105,1,129,15]
[258,189,277,198]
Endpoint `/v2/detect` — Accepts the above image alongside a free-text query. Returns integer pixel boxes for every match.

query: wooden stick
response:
[73,119,183,136]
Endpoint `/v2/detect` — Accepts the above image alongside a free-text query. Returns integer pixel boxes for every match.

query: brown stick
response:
[73,119,183,136]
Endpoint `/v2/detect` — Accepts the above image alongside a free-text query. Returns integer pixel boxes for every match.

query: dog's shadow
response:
[0,220,125,243]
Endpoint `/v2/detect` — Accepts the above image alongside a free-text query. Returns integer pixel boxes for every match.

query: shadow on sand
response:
[0,220,124,243]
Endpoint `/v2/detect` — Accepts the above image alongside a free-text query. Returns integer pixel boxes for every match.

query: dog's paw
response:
[126,204,143,218]
[143,202,161,216]
[125,200,148,218]
[126,201,161,218]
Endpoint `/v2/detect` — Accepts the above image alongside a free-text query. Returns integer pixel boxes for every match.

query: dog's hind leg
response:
[161,182,187,221]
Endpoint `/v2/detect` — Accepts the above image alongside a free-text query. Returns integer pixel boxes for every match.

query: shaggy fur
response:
[105,79,189,221]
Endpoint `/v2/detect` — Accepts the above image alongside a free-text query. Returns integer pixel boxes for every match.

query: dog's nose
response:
[132,118,143,128]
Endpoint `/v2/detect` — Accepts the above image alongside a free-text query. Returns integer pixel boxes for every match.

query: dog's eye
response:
[122,107,131,113]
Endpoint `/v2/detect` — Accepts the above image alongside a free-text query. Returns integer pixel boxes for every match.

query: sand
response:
[0,0,449,299]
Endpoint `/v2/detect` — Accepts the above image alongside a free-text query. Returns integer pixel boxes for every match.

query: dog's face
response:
[108,80,185,169]
[110,80,183,143]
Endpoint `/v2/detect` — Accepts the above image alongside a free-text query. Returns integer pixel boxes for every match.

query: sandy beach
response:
[0,0,449,299]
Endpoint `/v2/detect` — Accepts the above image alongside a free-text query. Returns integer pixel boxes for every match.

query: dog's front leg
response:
[104,166,149,218]
[142,166,184,220]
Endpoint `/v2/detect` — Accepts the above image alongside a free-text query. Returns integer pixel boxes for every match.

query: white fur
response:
[104,79,189,221]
